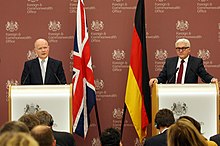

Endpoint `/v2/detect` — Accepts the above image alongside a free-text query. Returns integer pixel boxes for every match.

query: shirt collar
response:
[38,57,48,63]
[160,127,168,134]
[178,55,189,64]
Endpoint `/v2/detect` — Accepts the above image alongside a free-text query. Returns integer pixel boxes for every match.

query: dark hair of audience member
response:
[18,113,40,131]
[155,108,175,129]
[0,121,29,134]
[167,118,207,146]
[178,115,201,133]
[100,127,121,146]
[0,132,39,146]
[35,111,53,126]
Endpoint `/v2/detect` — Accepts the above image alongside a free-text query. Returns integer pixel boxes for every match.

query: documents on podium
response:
[151,83,219,139]
[8,84,73,133]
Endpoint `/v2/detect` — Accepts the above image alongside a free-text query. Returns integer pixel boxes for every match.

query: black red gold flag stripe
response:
[125,0,151,141]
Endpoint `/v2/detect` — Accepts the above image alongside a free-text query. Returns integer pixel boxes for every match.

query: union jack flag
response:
[72,0,96,138]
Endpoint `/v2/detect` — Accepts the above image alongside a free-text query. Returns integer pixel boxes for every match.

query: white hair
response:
[175,38,191,48]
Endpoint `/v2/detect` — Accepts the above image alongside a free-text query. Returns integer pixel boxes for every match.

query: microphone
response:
[167,68,179,83]
[50,67,62,84]
[22,64,32,85]
[190,68,205,83]
[22,72,30,85]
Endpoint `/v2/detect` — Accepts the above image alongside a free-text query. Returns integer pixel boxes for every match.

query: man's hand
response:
[149,78,158,87]
[211,78,218,83]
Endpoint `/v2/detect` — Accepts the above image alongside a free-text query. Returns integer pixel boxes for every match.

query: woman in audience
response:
[178,116,217,146]
[167,118,208,146]
[0,132,39,146]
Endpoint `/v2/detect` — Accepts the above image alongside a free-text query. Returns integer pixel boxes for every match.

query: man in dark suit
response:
[21,38,66,85]
[144,108,175,146]
[35,110,76,146]
[149,38,217,86]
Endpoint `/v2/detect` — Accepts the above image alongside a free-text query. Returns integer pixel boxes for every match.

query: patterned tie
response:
[177,60,184,83]
[41,60,46,84]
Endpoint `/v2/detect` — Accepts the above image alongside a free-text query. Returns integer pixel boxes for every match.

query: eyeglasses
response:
[176,47,189,51]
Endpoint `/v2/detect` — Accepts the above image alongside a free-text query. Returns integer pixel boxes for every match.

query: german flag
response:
[125,0,151,141]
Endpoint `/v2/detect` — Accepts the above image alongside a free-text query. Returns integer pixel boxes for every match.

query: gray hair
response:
[175,38,191,48]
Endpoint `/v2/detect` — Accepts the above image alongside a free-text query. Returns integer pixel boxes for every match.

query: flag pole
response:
[120,103,127,140]
[94,102,101,137]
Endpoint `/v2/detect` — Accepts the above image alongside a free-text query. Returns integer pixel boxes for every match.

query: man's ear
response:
[52,139,56,146]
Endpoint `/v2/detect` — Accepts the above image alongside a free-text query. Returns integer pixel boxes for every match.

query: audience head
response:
[178,115,201,133]
[167,118,207,146]
[35,110,54,127]
[154,108,175,130]
[18,114,40,131]
[100,127,122,146]
[0,132,39,146]
[0,121,29,134]
[31,125,56,146]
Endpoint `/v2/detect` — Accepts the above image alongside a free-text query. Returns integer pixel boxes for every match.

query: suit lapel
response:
[45,57,54,84]
[172,57,178,71]
[184,55,192,82]
[170,57,178,83]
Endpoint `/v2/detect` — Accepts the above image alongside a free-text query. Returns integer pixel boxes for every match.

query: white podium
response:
[151,83,219,139]
[8,84,73,133]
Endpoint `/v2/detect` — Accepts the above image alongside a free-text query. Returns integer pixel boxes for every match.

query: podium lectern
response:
[8,84,73,133]
[151,83,219,139]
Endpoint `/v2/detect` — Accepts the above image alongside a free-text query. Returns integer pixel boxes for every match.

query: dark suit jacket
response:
[157,55,213,84]
[210,134,220,146]
[21,57,66,85]
[144,130,167,146]
[53,130,76,146]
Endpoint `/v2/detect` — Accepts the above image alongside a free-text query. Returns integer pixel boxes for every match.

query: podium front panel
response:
[9,84,72,133]
[155,83,218,139]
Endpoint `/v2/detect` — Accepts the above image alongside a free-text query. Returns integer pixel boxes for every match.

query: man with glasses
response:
[21,38,66,85]
[149,38,217,87]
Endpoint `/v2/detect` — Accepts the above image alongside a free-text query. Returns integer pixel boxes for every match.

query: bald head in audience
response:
[35,110,76,146]
[31,125,56,146]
